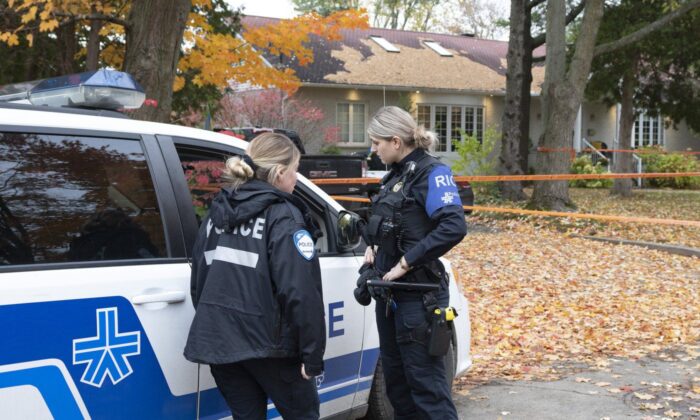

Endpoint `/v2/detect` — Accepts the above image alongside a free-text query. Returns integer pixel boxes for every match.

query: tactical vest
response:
[367,153,441,259]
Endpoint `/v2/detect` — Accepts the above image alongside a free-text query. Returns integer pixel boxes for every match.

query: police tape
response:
[538,146,700,155]
[328,196,700,228]
[312,172,700,184]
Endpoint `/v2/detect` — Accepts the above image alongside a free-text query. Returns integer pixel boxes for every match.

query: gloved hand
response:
[354,263,383,306]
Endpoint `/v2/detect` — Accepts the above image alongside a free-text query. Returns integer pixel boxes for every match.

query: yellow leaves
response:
[634,392,656,400]
[5,33,20,46]
[21,5,38,23]
[39,19,59,32]
[664,409,682,418]
[173,76,185,93]
[640,402,663,410]
[26,33,33,47]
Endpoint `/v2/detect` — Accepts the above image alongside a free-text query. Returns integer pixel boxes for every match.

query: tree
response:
[529,0,604,210]
[586,1,700,196]
[433,0,509,39]
[293,0,363,16]
[369,0,441,30]
[215,90,327,150]
[498,0,586,202]
[529,0,700,209]
[0,1,368,123]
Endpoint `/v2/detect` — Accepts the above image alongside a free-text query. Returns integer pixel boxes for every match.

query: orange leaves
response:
[448,214,700,382]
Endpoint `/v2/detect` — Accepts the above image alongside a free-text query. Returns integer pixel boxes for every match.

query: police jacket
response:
[184,180,326,376]
[369,148,467,275]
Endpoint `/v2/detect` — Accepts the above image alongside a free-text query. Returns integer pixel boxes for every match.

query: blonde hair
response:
[367,106,437,151]
[222,132,301,190]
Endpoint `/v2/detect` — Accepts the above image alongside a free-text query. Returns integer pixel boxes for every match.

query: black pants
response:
[375,293,458,420]
[210,357,320,420]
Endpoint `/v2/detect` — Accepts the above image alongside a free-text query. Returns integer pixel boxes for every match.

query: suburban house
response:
[241,16,699,165]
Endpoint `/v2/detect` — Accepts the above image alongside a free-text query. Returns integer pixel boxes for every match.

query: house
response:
[242,16,699,164]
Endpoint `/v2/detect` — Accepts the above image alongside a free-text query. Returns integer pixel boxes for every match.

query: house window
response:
[370,36,400,53]
[337,103,366,144]
[424,41,453,57]
[632,112,664,147]
[416,104,485,152]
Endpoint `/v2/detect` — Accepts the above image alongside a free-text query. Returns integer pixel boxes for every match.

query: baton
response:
[366,280,439,292]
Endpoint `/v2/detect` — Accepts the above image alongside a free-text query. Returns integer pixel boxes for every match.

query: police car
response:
[0,70,471,419]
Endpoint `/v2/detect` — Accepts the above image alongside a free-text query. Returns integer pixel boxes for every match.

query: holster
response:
[427,307,457,357]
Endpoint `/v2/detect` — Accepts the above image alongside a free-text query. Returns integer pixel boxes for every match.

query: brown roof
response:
[243,16,545,95]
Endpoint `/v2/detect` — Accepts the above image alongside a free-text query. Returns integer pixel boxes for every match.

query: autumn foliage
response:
[1,0,368,95]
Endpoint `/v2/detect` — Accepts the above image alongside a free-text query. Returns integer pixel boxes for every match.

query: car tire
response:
[366,344,455,419]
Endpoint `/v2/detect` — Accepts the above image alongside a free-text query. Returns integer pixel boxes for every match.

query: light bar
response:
[0,69,146,110]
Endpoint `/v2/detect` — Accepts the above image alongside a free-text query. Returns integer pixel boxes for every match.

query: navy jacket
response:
[184,180,326,375]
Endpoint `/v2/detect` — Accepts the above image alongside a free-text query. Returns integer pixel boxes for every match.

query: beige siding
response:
[665,120,700,152]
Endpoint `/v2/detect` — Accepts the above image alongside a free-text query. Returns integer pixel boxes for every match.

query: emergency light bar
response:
[0,69,145,110]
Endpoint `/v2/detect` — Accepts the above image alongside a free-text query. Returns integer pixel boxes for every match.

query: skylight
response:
[424,41,453,57]
[370,36,400,53]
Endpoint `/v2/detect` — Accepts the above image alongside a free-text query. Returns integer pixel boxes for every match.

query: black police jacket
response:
[184,180,326,375]
[370,148,467,273]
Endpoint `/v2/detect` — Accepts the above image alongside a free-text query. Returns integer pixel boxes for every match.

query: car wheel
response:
[366,344,455,419]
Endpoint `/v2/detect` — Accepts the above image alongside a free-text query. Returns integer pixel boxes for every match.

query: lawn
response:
[449,189,700,383]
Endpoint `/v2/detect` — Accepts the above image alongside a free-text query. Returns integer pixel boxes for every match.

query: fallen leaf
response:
[663,396,683,402]
[664,409,682,418]
[576,377,591,383]
[501,412,511,416]
[689,406,699,413]
[640,403,664,410]
[686,392,700,400]
[634,392,656,400]
[608,388,623,394]
[588,390,599,395]
[620,386,634,393]
[595,382,611,387]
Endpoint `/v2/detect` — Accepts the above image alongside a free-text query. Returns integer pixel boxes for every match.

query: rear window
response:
[0,132,167,266]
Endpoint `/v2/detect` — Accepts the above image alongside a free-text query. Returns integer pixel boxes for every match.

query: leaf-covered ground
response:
[448,218,700,384]
[474,188,700,248]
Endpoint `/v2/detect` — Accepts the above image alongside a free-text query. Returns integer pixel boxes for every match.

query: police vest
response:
[368,153,440,258]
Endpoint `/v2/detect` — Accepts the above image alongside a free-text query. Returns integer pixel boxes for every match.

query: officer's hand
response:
[301,364,312,380]
[364,246,375,265]
[382,261,408,282]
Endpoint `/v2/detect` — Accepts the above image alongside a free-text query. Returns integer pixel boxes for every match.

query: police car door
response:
[161,136,366,419]
[0,129,198,419]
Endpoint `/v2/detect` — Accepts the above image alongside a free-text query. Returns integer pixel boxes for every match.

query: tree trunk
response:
[611,66,637,196]
[86,7,103,71]
[499,0,529,201]
[57,20,78,75]
[530,0,604,211]
[123,0,191,122]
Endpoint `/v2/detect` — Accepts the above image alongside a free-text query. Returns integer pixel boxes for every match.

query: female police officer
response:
[363,106,466,419]
[184,133,325,419]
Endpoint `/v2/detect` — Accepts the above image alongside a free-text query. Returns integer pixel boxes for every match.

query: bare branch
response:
[53,12,129,28]
[527,0,547,10]
[532,0,586,48]
[594,0,700,56]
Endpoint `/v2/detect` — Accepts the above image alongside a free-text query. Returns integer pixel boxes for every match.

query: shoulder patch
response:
[425,165,462,217]
[293,230,315,261]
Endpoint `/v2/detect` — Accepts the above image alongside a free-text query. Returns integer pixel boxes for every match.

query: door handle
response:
[132,290,186,305]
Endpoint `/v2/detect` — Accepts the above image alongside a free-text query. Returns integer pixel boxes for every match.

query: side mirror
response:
[337,211,362,251]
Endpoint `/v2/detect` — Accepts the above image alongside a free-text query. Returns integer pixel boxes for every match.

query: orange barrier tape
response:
[313,172,700,184]
[328,196,700,228]
[538,146,700,155]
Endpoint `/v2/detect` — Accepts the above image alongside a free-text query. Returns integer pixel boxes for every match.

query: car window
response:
[173,142,330,253]
[0,132,167,265]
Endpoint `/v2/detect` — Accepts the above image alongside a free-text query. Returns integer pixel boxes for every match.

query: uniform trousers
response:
[375,292,458,420]
[210,357,319,420]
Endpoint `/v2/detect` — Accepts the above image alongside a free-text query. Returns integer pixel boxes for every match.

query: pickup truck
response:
[215,127,473,215]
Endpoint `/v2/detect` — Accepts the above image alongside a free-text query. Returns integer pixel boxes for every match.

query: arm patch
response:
[293,230,315,260]
[425,165,462,217]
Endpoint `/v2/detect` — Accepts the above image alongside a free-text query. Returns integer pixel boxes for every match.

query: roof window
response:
[424,41,453,57]
[370,36,400,53]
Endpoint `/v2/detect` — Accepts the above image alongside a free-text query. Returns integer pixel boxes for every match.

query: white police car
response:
[0,70,471,419]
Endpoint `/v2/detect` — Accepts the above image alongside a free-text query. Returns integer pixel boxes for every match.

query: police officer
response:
[363,106,467,419]
[184,133,326,419]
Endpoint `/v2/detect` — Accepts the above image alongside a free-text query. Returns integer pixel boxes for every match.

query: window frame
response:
[336,101,368,146]
[0,125,186,273]
[632,112,665,148]
[416,104,485,152]
[162,136,346,256]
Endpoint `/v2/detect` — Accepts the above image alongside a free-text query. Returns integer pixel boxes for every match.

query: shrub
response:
[451,127,500,198]
[639,147,700,189]
[569,155,612,188]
